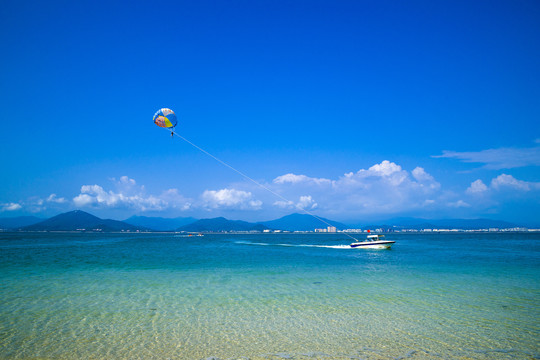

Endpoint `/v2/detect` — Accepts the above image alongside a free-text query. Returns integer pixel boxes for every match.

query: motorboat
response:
[350,234,395,249]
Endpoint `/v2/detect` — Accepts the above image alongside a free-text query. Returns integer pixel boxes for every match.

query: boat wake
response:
[234,240,351,249]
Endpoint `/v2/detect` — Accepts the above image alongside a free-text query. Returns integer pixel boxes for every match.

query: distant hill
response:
[10,210,527,233]
[22,210,146,232]
[178,217,269,232]
[0,216,43,230]
[260,213,348,231]
[124,215,197,231]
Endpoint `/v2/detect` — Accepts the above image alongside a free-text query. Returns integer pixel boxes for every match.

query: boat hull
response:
[350,241,395,249]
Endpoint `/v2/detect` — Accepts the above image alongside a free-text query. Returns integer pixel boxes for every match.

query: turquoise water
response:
[0,232,538,360]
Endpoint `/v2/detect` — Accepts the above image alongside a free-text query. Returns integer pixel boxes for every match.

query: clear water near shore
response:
[0,232,538,359]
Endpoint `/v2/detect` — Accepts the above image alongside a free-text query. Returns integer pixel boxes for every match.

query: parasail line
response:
[166,127,360,242]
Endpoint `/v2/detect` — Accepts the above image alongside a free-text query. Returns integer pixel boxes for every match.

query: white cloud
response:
[73,176,192,212]
[367,160,403,176]
[412,167,433,183]
[201,188,262,210]
[351,160,409,187]
[118,176,136,186]
[273,195,317,210]
[270,160,442,216]
[297,195,317,210]
[459,174,540,219]
[47,194,67,203]
[273,200,294,208]
[412,167,441,190]
[161,189,192,211]
[448,200,471,208]
[73,193,95,207]
[273,173,331,186]
[21,165,540,220]
[466,179,488,194]
[74,185,118,207]
[463,174,540,211]
[491,174,533,191]
[2,195,68,213]
[274,174,310,184]
[434,145,540,169]
[1,202,22,212]
[332,161,440,195]
[465,175,539,195]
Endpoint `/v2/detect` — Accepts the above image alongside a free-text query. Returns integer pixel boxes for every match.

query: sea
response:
[0,232,538,360]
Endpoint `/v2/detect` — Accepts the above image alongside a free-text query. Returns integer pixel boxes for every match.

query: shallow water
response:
[0,232,538,359]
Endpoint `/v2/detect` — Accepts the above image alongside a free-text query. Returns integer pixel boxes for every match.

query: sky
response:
[1,0,539,225]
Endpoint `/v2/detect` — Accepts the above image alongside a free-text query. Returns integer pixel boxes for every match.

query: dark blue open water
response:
[0,232,538,359]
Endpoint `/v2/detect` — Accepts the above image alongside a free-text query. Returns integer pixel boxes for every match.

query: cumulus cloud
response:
[73,176,191,212]
[367,160,403,177]
[491,174,535,191]
[273,195,318,210]
[466,174,539,195]
[466,179,488,194]
[1,202,22,212]
[74,185,121,207]
[73,184,167,211]
[434,145,540,169]
[297,195,317,210]
[336,161,440,194]
[411,167,440,190]
[460,174,540,219]
[273,173,332,186]
[118,176,136,186]
[466,174,539,193]
[271,160,442,216]
[201,188,262,210]
[342,161,422,188]
[73,193,94,207]
[161,189,192,211]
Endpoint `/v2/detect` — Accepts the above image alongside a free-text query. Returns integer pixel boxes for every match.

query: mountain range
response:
[121,213,346,232]
[0,210,527,232]
[19,210,145,232]
[259,213,347,231]
[123,215,197,231]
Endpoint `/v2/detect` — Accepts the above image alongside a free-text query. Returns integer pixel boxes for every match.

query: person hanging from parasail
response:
[153,108,178,137]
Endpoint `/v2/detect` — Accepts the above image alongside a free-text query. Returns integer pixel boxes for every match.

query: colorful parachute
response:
[153,108,177,129]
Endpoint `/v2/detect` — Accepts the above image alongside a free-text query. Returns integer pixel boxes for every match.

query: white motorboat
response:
[350,234,395,249]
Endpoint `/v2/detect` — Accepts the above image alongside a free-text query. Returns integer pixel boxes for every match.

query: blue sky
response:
[1,0,539,225]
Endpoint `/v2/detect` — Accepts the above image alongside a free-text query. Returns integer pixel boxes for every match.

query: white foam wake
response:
[234,241,351,249]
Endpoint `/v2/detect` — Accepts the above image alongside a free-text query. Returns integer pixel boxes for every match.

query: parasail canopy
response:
[153,108,177,129]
